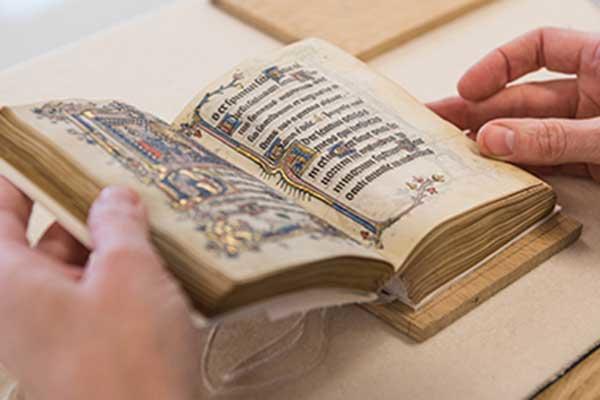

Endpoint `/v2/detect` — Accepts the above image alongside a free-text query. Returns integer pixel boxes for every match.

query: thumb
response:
[85,186,162,286]
[476,117,600,165]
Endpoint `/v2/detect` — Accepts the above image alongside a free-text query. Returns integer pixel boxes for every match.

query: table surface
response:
[537,344,600,399]
[1,1,600,399]
[0,0,177,70]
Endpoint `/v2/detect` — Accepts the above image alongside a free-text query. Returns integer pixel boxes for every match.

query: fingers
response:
[0,243,76,376]
[428,79,578,132]
[0,176,33,245]
[0,240,75,327]
[477,117,600,166]
[427,97,470,130]
[85,186,163,288]
[458,27,600,101]
[36,222,89,265]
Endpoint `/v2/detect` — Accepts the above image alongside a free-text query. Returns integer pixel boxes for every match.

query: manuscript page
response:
[174,39,543,267]
[6,101,385,284]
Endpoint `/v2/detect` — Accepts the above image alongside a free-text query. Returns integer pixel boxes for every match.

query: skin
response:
[428,27,600,182]
[0,180,201,400]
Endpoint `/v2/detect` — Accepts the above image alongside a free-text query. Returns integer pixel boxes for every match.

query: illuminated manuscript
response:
[0,39,557,317]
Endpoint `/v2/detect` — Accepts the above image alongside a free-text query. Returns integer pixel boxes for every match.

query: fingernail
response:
[478,125,515,157]
[98,186,140,205]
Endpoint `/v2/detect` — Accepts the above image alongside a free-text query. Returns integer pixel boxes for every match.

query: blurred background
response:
[2,0,599,72]
[0,0,176,70]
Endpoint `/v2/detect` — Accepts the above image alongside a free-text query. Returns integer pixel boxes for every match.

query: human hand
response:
[428,27,600,181]
[0,178,201,400]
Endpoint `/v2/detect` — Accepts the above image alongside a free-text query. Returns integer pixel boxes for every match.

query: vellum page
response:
[8,101,384,284]
[174,39,542,267]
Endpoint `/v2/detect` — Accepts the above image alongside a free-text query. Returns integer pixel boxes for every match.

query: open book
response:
[0,39,556,319]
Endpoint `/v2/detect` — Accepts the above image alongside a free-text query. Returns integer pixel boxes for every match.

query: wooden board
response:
[213,0,494,60]
[535,344,600,399]
[363,213,582,342]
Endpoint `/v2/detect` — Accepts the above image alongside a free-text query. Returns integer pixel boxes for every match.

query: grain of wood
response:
[363,213,582,342]
[536,347,600,400]
[213,0,494,60]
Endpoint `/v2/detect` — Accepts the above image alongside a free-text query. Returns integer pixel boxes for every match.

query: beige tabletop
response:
[1,0,600,399]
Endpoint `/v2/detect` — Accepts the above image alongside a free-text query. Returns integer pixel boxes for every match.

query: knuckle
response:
[531,26,547,41]
[513,85,530,114]
[578,32,600,78]
[535,26,557,36]
[533,120,568,163]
